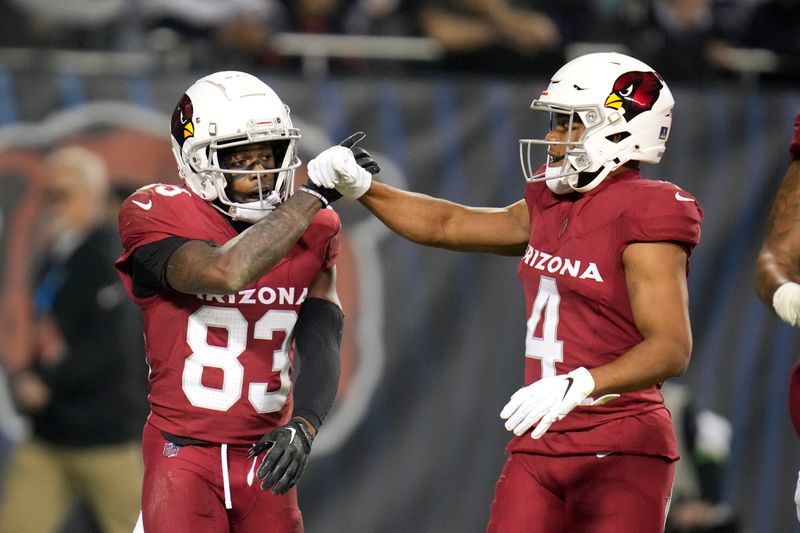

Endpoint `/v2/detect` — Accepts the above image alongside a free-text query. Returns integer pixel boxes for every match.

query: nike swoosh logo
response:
[287,427,296,444]
[246,456,257,486]
[132,199,152,210]
[596,452,611,458]
[561,377,574,399]
[674,192,694,202]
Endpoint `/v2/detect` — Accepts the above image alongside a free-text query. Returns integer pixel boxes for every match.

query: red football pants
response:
[140,422,303,533]
[487,452,675,533]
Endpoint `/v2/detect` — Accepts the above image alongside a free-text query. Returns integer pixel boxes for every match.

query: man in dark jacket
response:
[0,146,148,533]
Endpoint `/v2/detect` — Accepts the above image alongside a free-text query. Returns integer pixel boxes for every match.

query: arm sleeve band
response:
[130,236,191,297]
[292,297,343,431]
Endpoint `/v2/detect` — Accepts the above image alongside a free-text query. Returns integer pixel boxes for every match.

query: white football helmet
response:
[520,52,674,193]
[170,71,301,223]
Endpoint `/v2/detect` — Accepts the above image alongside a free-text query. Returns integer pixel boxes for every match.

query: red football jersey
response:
[115,184,340,445]
[509,169,703,459]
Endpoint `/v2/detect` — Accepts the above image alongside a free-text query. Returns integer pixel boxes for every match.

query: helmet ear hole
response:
[606,131,631,143]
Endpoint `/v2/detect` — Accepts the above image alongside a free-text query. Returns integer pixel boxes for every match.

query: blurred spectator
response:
[0,183,26,498]
[736,0,800,57]
[279,0,414,36]
[0,372,23,486]
[707,0,800,83]
[342,0,414,36]
[662,383,740,533]
[281,0,351,34]
[140,0,415,74]
[276,0,415,73]
[413,0,593,76]
[0,146,148,533]
[139,0,289,70]
[615,0,732,81]
[1,0,134,49]
[417,0,564,73]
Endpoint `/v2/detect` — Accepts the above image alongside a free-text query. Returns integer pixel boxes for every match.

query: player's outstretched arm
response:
[306,139,531,255]
[359,181,530,255]
[755,159,800,325]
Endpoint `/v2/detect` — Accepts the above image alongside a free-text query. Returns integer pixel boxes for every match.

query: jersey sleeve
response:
[790,112,800,160]
[311,208,341,270]
[117,184,201,263]
[323,232,340,270]
[621,183,703,254]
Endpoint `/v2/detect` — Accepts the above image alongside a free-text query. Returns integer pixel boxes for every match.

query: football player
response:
[754,111,800,522]
[308,52,704,531]
[755,112,800,325]
[115,71,370,533]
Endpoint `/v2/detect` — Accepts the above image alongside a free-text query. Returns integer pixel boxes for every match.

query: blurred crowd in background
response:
[0,0,797,83]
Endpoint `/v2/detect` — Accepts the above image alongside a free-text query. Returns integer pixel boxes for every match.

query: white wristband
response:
[298,185,329,207]
[773,281,800,326]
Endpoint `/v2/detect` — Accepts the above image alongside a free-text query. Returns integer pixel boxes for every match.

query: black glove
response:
[339,131,365,149]
[342,131,380,175]
[352,146,381,175]
[302,132,380,205]
[247,419,314,494]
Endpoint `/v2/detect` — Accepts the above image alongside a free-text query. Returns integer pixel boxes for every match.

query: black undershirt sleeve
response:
[292,297,344,431]
[130,236,191,297]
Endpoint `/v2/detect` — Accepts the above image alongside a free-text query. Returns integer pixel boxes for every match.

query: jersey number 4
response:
[182,306,296,413]
[525,276,563,378]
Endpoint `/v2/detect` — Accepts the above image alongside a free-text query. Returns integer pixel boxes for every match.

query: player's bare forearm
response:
[755,250,799,308]
[306,268,340,308]
[167,192,322,294]
[756,160,800,305]
[359,181,529,255]
[358,181,463,246]
[590,335,691,396]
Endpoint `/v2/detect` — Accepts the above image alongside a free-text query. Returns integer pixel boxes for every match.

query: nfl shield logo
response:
[162,442,180,457]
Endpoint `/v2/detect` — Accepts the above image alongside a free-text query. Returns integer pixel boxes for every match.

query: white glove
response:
[773,282,800,326]
[500,367,619,439]
[307,146,372,199]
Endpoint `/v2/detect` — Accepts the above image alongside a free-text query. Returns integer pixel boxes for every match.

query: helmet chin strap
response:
[226,191,283,224]
[545,163,575,195]
[569,164,616,193]
[545,155,618,195]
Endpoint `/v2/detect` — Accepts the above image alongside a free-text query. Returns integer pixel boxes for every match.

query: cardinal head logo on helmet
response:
[604,71,664,121]
[170,94,194,149]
